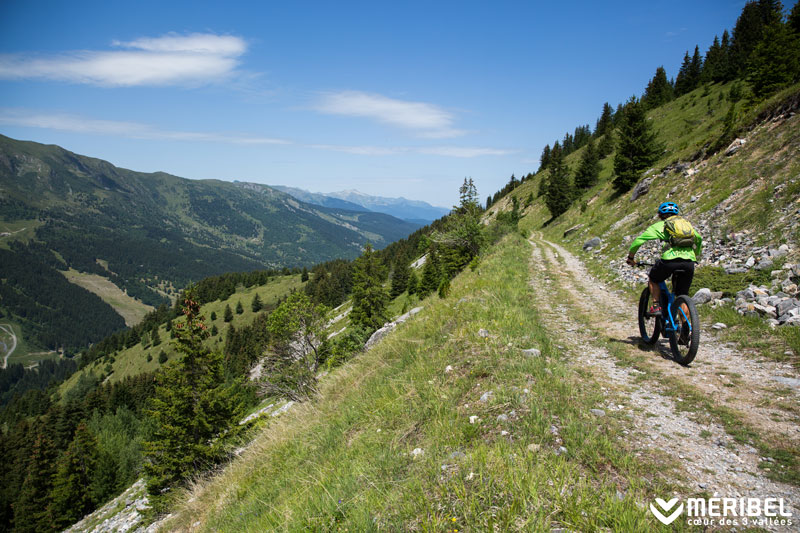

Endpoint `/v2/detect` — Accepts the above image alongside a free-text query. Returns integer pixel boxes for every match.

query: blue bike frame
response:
[658,280,690,335]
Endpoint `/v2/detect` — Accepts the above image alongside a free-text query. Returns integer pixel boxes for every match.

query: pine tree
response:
[390,259,411,298]
[643,66,674,108]
[143,289,244,508]
[574,139,601,190]
[595,102,614,137]
[674,51,693,95]
[210,311,217,321]
[223,304,233,322]
[748,21,800,98]
[235,300,244,315]
[13,432,57,533]
[613,97,661,193]
[152,328,162,347]
[790,1,800,34]
[49,423,99,529]
[719,30,734,81]
[407,269,419,295]
[301,267,309,282]
[349,244,389,331]
[598,128,615,158]
[702,36,724,83]
[544,144,574,218]
[539,144,552,171]
[730,0,783,77]
[688,45,703,88]
[251,293,263,313]
[419,249,442,297]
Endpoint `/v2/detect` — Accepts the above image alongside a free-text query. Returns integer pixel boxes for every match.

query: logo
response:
[649,496,793,527]
[650,498,684,525]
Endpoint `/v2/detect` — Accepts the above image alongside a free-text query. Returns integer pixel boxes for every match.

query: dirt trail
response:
[0,324,18,369]
[527,235,800,528]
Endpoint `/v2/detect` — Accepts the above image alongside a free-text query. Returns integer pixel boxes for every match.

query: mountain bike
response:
[636,262,700,366]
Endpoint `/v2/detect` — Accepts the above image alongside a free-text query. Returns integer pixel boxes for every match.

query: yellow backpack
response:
[664,216,696,248]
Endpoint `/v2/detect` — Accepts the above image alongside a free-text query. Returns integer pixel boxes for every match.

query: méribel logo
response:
[650,497,685,525]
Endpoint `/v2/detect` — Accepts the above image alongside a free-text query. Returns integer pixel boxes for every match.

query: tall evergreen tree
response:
[419,249,442,297]
[235,300,244,315]
[539,143,552,170]
[574,139,601,190]
[49,423,100,530]
[613,97,661,193]
[544,144,574,218]
[390,258,411,298]
[790,0,800,34]
[688,45,704,88]
[251,293,263,313]
[595,102,614,137]
[748,21,800,98]
[702,36,724,83]
[349,244,389,331]
[674,51,693,95]
[643,66,674,108]
[719,30,734,81]
[143,289,244,507]
[223,304,233,322]
[13,432,57,533]
[730,0,783,77]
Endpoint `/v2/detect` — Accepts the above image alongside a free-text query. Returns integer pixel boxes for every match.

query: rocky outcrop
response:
[365,307,423,349]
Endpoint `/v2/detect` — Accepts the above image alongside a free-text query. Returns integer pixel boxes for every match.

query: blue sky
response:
[0,0,752,207]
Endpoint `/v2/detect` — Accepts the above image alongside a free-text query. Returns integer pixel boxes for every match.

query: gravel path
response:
[527,235,800,530]
[0,324,18,369]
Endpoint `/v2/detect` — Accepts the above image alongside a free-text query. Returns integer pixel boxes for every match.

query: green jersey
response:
[629,219,702,261]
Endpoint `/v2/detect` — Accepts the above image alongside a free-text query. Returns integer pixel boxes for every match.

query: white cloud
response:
[0,108,288,145]
[0,33,246,87]
[419,146,515,158]
[315,91,466,138]
[309,144,406,156]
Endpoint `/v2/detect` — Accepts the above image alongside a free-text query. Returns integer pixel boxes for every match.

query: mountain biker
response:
[625,202,703,317]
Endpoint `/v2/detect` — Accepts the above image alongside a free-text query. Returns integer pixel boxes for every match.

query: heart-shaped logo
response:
[650,497,684,525]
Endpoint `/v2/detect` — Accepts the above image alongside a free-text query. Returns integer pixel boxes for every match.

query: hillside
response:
[130,84,800,532]
[0,135,418,359]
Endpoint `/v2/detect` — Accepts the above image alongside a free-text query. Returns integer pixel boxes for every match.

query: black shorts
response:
[649,259,695,296]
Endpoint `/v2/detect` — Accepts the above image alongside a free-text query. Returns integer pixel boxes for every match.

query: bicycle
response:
[636,262,700,366]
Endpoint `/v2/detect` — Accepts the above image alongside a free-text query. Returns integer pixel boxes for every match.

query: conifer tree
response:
[598,128,615,158]
[223,304,233,322]
[210,311,216,321]
[13,432,57,533]
[574,139,601,190]
[301,267,309,282]
[730,0,783,77]
[235,300,244,315]
[748,21,800,98]
[251,293,263,313]
[674,51,693,95]
[143,289,244,507]
[613,97,661,193]
[539,144,552,170]
[643,66,674,108]
[419,249,442,297]
[407,269,419,295]
[702,36,724,82]
[349,243,389,331]
[49,423,99,529]
[688,45,703,88]
[544,144,574,218]
[595,103,614,138]
[390,258,411,298]
[152,328,162,347]
[790,1,800,34]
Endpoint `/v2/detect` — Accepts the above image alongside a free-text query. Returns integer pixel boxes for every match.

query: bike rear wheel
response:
[638,287,661,344]
[667,295,700,366]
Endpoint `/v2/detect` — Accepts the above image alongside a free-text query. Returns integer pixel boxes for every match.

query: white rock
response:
[711,323,728,330]
[411,448,424,458]
[469,415,479,424]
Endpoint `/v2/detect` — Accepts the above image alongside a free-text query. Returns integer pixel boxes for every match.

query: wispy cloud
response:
[419,146,515,158]
[0,33,247,87]
[0,109,512,157]
[0,109,288,145]
[314,91,467,138]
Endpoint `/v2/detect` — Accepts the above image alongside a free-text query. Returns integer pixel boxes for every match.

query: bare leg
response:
[649,280,661,307]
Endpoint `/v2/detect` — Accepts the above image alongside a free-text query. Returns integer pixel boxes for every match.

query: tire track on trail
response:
[527,236,800,529]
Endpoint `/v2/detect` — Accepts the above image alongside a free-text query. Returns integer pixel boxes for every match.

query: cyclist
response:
[626,202,703,321]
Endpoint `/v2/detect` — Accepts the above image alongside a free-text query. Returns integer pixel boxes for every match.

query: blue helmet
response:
[658,201,680,215]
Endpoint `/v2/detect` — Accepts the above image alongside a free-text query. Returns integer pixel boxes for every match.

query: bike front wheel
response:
[667,295,700,366]
[638,286,661,344]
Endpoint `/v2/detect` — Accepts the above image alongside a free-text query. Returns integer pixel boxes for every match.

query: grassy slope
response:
[57,274,304,396]
[163,235,680,532]
[61,269,154,327]
[498,82,800,361]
